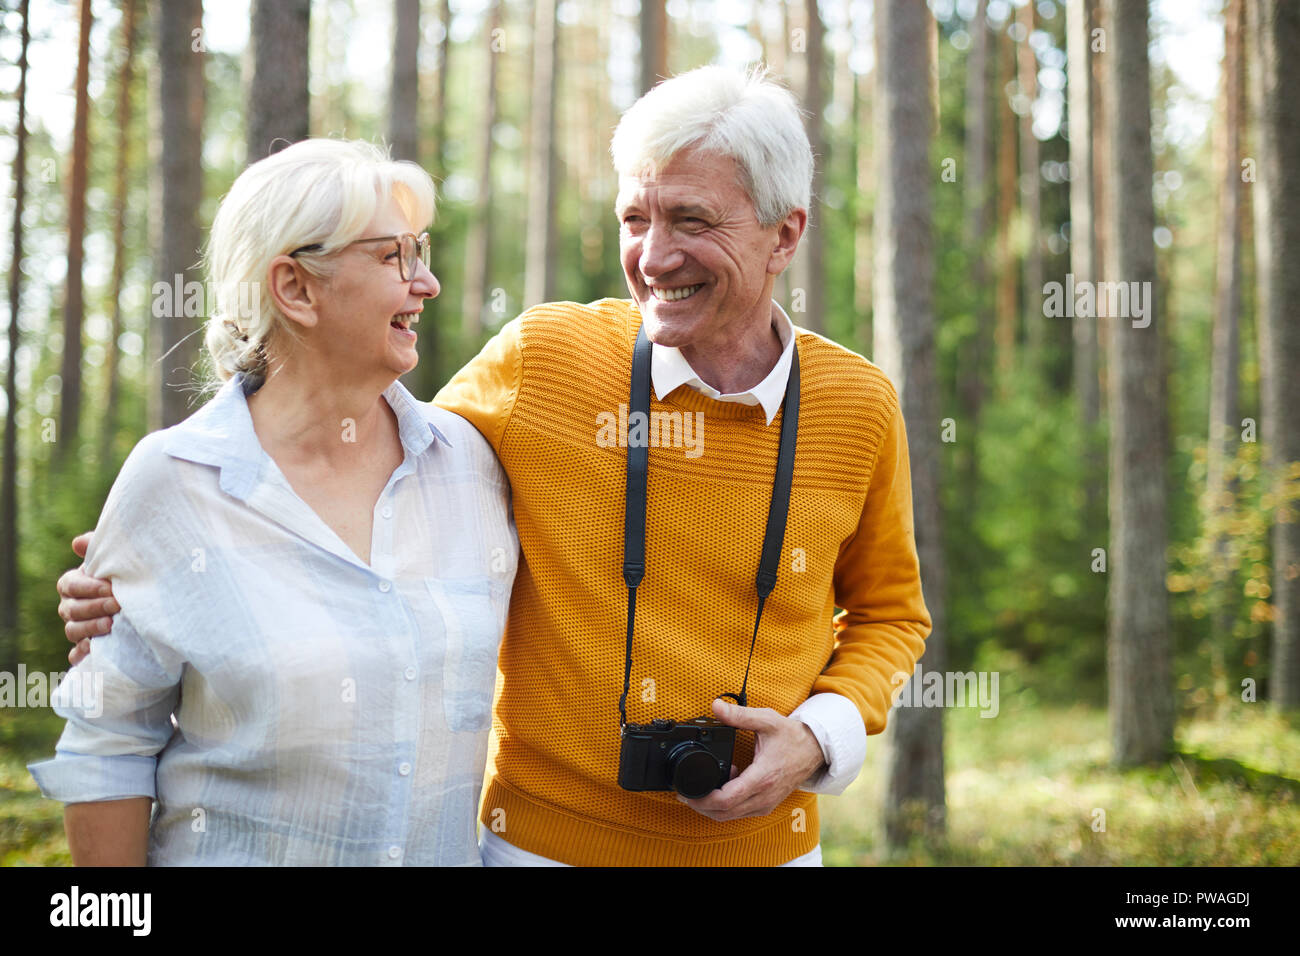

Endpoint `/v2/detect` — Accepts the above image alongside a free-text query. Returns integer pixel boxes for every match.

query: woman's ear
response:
[267,256,320,330]
[767,207,808,276]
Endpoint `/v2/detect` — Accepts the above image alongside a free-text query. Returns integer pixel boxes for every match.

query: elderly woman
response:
[29,139,517,866]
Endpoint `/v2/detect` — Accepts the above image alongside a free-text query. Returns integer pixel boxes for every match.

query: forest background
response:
[1,0,1297,866]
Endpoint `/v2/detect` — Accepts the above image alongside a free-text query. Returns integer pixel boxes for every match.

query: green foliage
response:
[1170,440,1300,710]
[15,465,115,676]
[944,375,1109,703]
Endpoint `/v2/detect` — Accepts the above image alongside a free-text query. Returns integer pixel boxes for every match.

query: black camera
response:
[618,716,735,799]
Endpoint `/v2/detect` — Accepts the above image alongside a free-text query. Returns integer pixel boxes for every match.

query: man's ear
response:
[767,207,808,276]
[266,255,321,330]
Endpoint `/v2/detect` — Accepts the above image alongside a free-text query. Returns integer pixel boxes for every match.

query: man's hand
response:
[56,531,118,665]
[678,698,827,822]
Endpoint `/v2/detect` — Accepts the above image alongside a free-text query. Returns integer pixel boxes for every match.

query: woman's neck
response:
[245,358,399,468]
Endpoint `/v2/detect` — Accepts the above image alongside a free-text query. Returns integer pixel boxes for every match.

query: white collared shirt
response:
[652,301,867,797]
[30,375,519,866]
[651,301,798,426]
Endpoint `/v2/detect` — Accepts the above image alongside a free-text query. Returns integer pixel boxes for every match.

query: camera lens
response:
[667,741,723,799]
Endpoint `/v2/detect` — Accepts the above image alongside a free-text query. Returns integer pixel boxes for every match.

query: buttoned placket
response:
[233,392,434,867]
[371,446,425,867]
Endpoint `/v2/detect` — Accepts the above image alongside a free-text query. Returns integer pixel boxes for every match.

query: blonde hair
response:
[203,138,436,389]
[610,65,812,227]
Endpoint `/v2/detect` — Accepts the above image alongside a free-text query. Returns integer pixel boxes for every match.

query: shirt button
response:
[381,506,393,519]
[388,846,401,860]
[378,580,392,593]
[399,762,412,776]
[404,666,417,681]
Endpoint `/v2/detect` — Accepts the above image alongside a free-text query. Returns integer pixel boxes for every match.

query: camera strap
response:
[618,321,800,726]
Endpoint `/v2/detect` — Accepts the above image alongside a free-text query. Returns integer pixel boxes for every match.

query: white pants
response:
[479,828,823,867]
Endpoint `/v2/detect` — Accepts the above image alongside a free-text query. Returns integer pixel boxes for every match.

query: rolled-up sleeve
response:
[28,612,182,803]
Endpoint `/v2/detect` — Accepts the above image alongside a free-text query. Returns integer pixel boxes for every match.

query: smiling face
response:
[616,147,793,353]
[308,195,439,384]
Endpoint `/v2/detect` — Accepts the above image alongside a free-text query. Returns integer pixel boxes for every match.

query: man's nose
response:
[638,221,684,279]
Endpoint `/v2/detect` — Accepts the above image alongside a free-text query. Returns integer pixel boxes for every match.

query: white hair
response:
[203,138,436,388]
[609,65,812,227]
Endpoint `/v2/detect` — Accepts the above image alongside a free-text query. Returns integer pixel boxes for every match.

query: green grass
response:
[821,701,1300,866]
[3,701,1297,866]
[0,709,72,866]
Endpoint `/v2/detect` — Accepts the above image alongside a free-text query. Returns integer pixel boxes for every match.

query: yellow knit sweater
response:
[434,298,931,866]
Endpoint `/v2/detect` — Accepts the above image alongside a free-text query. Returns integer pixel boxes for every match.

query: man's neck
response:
[678,303,784,394]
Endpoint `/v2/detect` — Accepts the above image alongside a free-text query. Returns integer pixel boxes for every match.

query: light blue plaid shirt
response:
[29,374,518,866]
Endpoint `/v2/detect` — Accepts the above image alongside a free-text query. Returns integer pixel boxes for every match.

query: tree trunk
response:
[1104,0,1172,766]
[831,0,854,135]
[960,0,990,492]
[639,0,667,96]
[430,0,451,182]
[1249,0,1300,710]
[461,0,501,350]
[1017,0,1043,369]
[769,0,789,81]
[155,0,205,429]
[524,0,559,306]
[575,4,614,284]
[246,0,310,163]
[59,0,93,459]
[1067,0,1099,427]
[1091,4,1111,412]
[101,0,139,471]
[1206,0,1243,645]
[772,0,794,309]
[994,23,1017,388]
[388,0,420,163]
[873,0,947,849]
[748,0,766,63]
[1,0,31,663]
[407,0,450,398]
[852,14,872,347]
[789,0,825,334]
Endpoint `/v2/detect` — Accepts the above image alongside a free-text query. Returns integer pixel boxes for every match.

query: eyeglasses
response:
[289,232,431,282]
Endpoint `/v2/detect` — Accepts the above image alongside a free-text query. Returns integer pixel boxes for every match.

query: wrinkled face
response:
[311,196,439,381]
[616,147,784,351]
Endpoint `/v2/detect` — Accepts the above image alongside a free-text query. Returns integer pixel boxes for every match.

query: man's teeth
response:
[651,284,702,302]
[391,314,419,328]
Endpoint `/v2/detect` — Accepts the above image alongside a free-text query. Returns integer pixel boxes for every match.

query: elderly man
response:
[59,66,930,866]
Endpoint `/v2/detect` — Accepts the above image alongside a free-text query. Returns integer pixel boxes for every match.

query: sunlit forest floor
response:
[822,703,1300,866]
[2,703,1297,866]
[0,711,68,866]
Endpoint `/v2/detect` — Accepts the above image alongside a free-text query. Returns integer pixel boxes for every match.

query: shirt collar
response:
[650,300,796,427]
[161,374,451,502]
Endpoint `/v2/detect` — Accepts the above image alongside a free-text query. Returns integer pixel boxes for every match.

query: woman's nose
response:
[411,259,440,299]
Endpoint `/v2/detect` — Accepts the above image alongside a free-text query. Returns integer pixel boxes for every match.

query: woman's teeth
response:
[651,284,702,302]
